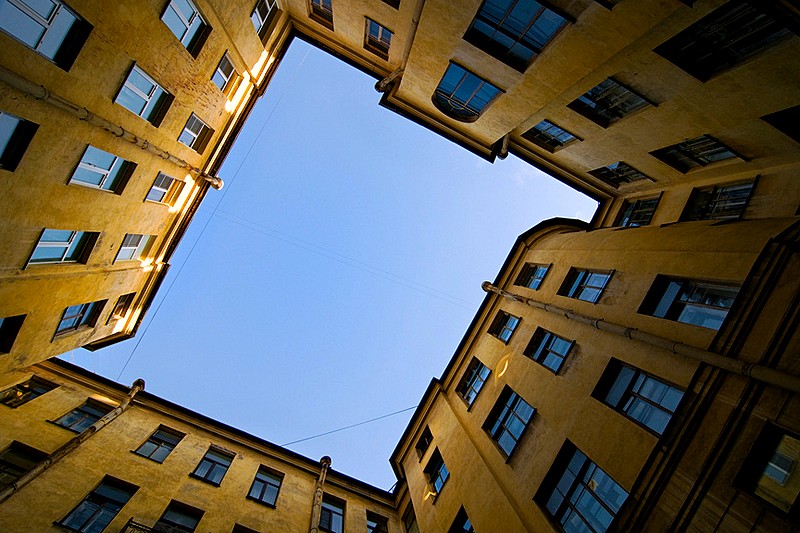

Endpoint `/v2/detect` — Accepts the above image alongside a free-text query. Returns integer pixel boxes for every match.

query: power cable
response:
[115,47,312,380]
[281,405,418,446]
[208,208,477,310]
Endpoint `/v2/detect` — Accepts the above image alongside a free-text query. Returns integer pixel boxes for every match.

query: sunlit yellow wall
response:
[393,214,799,532]
[0,360,401,532]
[0,0,292,372]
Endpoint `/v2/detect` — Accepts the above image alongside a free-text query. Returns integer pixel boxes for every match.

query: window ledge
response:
[130,449,166,463]
[46,419,81,433]
[246,495,277,509]
[188,472,222,486]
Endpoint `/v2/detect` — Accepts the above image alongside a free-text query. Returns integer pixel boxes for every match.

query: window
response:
[559,268,612,303]
[594,359,684,435]
[55,400,112,432]
[212,53,239,95]
[69,145,136,192]
[432,62,502,123]
[487,310,520,343]
[365,18,392,58]
[464,0,569,71]
[639,276,739,330]
[536,442,628,533]
[251,0,277,40]
[514,263,549,290]
[0,314,25,353]
[588,162,653,188]
[248,466,283,507]
[155,501,204,532]
[381,0,399,8]
[0,0,92,71]
[28,229,97,265]
[0,441,47,489]
[55,300,105,335]
[522,119,579,152]
[191,447,233,485]
[115,233,155,262]
[135,426,184,463]
[618,197,659,227]
[146,172,184,205]
[309,0,333,28]
[0,376,56,407]
[403,506,420,533]
[654,1,792,82]
[762,105,800,144]
[568,78,652,128]
[448,507,474,533]
[736,423,800,514]
[651,135,741,173]
[456,357,491,407]
[423,448,449,494]
[161,0,210,57]
[0,111,38,171]
[681,181,754,221]
[109,292,136,323]
[319,496,345,533]
[483,386,535,458]
[524,328,573,374]
[415,426,433,458]
[233,526,259,533]
[367,512,389,533]
[115,65,173,127]
[58,476,137,532]
[178,113,214,154]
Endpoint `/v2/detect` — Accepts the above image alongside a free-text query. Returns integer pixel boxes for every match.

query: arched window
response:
[432,63,501,122]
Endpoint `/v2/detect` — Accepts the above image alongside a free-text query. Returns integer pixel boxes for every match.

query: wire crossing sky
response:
[64,40,597,489]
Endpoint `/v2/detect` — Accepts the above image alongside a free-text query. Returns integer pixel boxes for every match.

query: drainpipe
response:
[0,379,145,504]
[309,456,332,533]
[0,66,223,190]
[375,68,404,93]
[482,282,800,392]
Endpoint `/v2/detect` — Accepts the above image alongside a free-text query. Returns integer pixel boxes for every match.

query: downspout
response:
[0,66,223,190]
[0,378,145,504]
[308,455,332,533]
[482,282,800,392]
[374,0,425,93]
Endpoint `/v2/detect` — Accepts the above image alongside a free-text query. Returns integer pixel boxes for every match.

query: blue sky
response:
[64,40,597,489]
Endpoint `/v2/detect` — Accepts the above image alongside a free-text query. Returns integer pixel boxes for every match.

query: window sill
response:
[144,199,172,207]
[246,495,277,509]
[188,472,222,486]
[364,45,389,60]
[46,419,81,433]
[130,449,166,464]
[52,325,94,340]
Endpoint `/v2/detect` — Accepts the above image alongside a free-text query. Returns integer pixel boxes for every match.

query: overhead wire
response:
[206,208,477,310]
[115,47,312,380]
[281,405,418,446]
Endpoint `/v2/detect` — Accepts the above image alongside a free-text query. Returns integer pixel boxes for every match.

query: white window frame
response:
[251,0,277,32]
[178,113,209,150]
[116,234,155,262]
[0,0,78,59]
[69,146,126,191]
[0,112,22,156]
[28,229,91,265]
[162,0,205,46]
[146,172,182,205]
[366,18,392,54]
[212,53,237,93]
[115,65,167,121]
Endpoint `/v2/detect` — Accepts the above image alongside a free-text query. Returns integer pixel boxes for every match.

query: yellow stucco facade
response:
[0,360,402,532]
[1,0,799,532]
